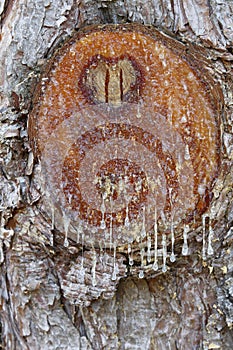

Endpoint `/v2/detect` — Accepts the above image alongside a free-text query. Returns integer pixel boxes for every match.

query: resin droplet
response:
[139,270,144,279]
[64,238,69,248]
[129,256,134,266]
[162,234,167,273]
[182,225,189,256]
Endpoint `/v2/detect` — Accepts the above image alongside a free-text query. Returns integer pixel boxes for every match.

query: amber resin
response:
[29,24,221,249]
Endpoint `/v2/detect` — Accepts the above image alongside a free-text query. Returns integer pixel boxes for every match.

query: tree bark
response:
[0,1,233,349]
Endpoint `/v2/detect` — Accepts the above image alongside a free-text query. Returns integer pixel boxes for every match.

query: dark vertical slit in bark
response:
[105,68,110,103]
[120,68,123,102]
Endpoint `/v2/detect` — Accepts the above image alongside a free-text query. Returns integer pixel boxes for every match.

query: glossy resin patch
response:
[29,24,221,265]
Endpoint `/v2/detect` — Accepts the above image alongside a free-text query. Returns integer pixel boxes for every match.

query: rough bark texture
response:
[0,1,233,349]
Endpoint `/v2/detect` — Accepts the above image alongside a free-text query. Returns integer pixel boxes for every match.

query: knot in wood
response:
[80,55,141,105]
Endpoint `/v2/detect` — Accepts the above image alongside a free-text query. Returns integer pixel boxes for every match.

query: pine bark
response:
[0,1,233,349]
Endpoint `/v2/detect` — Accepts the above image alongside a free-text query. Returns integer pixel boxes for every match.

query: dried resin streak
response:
[29,24,222,277]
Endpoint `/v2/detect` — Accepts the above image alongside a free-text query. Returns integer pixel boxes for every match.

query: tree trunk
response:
[0,1,233,349]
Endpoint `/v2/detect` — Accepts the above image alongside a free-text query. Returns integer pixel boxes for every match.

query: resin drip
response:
[162,234,167,273]
[112,243,117,281]
[124,203,130,228]
[76,222,83,244]
[147,234,152,263]
[139,258,145,279]
[169,188,176,262]
[63,213,70,248]
[0,241,4,264]
[51,205,55,230]
[141,205,146,239]
[207,219,214,256]
[182,225,189,256]
[91,249,97,286]
[109,197,113,248]
[139,245,145,278]
[202,215,207,260]
[184,144,191,160]
[153,206,158,271]
[100,193,106,230]
[128,243,134,266]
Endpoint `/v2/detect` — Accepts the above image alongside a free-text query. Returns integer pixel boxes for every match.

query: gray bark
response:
[0,1,233,349]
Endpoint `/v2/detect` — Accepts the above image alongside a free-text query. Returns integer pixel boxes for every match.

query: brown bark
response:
[0,1,233,349]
